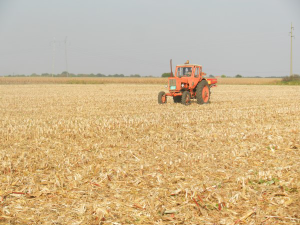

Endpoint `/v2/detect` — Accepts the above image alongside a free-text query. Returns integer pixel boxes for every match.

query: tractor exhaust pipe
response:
[170,59,173,77]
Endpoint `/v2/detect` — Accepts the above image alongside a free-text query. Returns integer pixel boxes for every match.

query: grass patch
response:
[275,75,300,85]
[249,177,279,186]
[277,80,300,85]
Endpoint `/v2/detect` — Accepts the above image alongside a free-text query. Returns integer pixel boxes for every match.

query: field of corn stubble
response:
[0,83,300,224]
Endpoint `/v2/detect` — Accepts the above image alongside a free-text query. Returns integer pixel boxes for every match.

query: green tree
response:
[60,71,68,77]
[108,74,124,77]
[161,73,171,77]
[221,74,226,78]
[235,74,242,78]
[130,74,141,77]
[209,74,215,78]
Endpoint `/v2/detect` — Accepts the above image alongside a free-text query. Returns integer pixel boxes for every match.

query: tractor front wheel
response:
[196,80,210,104]
[158,91,167,104]
[181,91,191,105]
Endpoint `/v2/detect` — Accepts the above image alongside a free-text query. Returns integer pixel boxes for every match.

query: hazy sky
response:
[0,0,299,77]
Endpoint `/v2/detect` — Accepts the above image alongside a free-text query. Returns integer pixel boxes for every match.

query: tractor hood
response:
[179,77,189,83]
[168,77,189,91]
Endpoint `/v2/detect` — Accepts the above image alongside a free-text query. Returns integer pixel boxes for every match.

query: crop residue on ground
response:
[0,84,299,224]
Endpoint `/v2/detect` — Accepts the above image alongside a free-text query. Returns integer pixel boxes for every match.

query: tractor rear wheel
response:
[173,96,182,103]
[158,91,167,104]
[196,80,210,104]
[181,91,191,105]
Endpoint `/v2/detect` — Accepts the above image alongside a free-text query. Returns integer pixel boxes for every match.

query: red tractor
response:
[158,60,217,105]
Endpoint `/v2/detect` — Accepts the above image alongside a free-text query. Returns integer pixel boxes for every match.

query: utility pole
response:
[290,23,294,76]
[51,37,56,77]
[64,36,69,77]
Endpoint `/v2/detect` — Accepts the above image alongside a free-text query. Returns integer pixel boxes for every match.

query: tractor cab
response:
[169,61,207,92]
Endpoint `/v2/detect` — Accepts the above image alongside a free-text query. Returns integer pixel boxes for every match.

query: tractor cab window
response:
[194,67,199,77]
[177,67,192,77]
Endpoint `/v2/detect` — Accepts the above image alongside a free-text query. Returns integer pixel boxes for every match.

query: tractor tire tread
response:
[196,80,210,104]
[158,91,167,104]
[181,91,191,105]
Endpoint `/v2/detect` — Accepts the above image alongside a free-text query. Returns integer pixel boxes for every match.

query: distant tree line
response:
[161,73,246,78]
[161,73,171,77]
[4,71,286,78]
[161,72,284,78]
[4,71,155,78]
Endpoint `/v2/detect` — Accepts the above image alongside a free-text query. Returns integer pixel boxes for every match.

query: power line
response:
[51,37,56,77]
[64,36,69,77]
[50,37,70,76]
[290,23,294,76]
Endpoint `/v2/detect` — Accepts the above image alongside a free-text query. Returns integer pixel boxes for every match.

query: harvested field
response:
[0,77,281,85]
[0,84,299,224]
[216,77,281,85]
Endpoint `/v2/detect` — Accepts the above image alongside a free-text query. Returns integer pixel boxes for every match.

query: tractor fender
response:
[195,79,211,93]
[193,79,207,93]
[196,78,208,87]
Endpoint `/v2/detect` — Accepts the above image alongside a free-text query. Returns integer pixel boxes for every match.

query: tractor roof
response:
[177,64,202,67]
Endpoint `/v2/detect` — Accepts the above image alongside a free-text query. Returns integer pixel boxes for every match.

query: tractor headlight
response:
[181,83,184,88]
